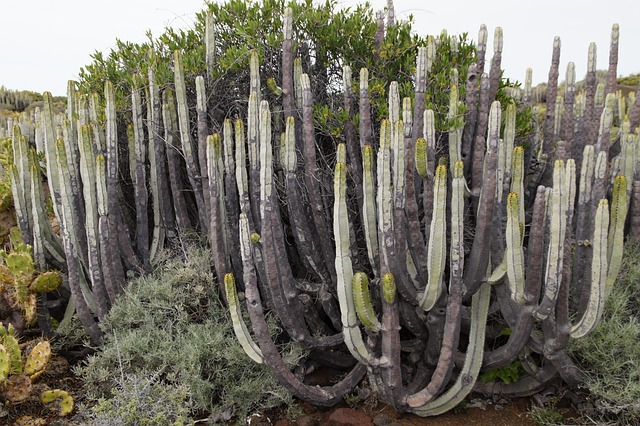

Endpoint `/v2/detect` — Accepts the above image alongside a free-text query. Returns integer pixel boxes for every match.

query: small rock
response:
[328,408,373,426]
[295,414,318,426]
[372,412,392,426]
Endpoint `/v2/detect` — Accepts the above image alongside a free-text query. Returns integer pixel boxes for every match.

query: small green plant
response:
[343,392,360,408]
[528,405,564,426]
[480,359,526,384]
[89,374,191,426]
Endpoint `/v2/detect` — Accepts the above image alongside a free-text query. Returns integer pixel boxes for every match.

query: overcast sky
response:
[2,0,639,96]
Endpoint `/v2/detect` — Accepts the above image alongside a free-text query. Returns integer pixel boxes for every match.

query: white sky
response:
[2,0,639,96]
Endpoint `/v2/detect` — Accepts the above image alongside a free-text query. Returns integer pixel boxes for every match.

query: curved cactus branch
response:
[409,283,491,416]
[224,273,264,364]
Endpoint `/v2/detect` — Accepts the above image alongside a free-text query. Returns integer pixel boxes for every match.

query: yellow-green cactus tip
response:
[41,389,74,416]
[250,233,261,244]
[382,273,396,304]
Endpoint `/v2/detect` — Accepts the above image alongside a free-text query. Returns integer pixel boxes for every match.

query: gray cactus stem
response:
[132,76,150,268]
[604,24,619,96]
[542,37,561,166]
[301,74,336,285]
[409,283,491,416]
[359,68,373,149]
[42,92,62,221]
[474,363,558,397]
[147,51,172,255]
[207,134,231,293]
[237,213,366,406]
[470,73,490,199]
[95,154,123,301]
[222,120,243,281]
[196,76,212,228]
[162,88,192,232]
[476,25,488,73]
[283,117,331,284]
[561,62,576,157]
[405,161,466,405]
[174,50,207,231]
[205,12,215,82]
[10,126,33,244]
[584,43,598,146]
[461,64,479,175]
[282,7,295,121]
[259,101,340,349]
[628,86,640,130]
[78,125,109,319]
[487,28,503,105]
[29,160,64,268]
[247,51,263,231]
[464,101,500,297]
[56,138,102,344]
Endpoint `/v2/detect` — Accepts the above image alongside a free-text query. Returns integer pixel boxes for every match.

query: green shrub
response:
[90,374,192,426]
[569,243,640,424]
[77,244,295,422]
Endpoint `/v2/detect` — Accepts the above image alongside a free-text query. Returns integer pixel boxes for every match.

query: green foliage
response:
[528,405,564,426]
[479,359,526,384]
[617,73,640,88]
[89,374,191,426]
[569,243,640,424]
[78,245,295,422]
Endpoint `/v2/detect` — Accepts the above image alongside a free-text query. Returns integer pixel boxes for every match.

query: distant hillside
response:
[0,86,66,115]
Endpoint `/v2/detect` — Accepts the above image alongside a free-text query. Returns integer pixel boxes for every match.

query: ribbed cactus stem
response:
[352,272,381,331]
[205,12,216,79]
[448,81,461,167]
[42,92,61,220]
[174,50,206,229]
[334,160,374,363]
[605,24,619,96]
[377,120,394,272]
[570,199,609,338]
[523,68,533,105]
[420,164,446,311]
[409,283,491,416]
[511,146,525,224]
[78,125,107,319]
[132,76,149,267]
[505,193,526,304]
[196,75,212,225]
[362,144,379,273]
[606,175,627,296]
[389,82,400,127]
[535,160,566,320]
[476,25,488,71]
[225,273,264,363]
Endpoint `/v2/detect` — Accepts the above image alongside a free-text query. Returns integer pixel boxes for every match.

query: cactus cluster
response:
[0,323,73,416]
[2,0,639,417]
[0,239,62,326]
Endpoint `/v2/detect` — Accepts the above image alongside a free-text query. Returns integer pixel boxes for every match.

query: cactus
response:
[0,242,61,324]
[40,389,74,416]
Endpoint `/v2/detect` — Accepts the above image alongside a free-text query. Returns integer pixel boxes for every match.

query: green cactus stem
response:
[24,340,51,379]
[505,192,526,304]
[359,68,373,149]
[334,160,374,363]
[420,164,447,311]
[224,273,264,363]
[0,345,9,382]
[362,144,379,274]
[606,175,627,296]
[352,272,381,331]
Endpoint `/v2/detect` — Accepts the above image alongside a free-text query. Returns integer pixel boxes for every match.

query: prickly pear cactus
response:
[40,389,74,416]
[24,340,51,379]
[0,240,62,324]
